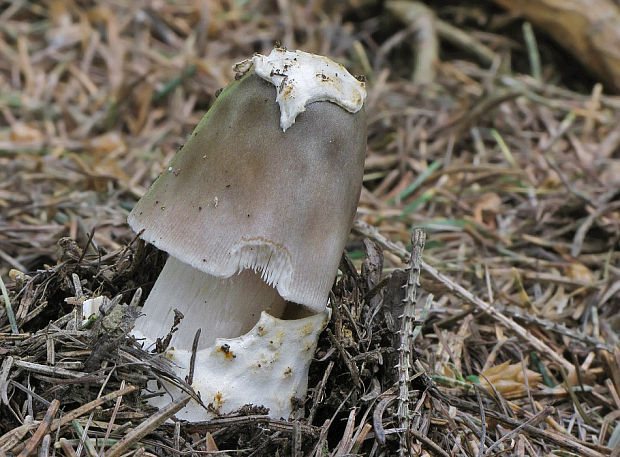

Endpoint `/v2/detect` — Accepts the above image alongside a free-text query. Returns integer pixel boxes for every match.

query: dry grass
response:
[0,1,619,456]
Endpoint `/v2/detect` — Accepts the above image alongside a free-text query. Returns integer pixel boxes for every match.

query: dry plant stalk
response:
[397,228,425,455]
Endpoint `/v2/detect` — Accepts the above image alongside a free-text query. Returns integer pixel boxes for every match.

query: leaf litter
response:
[0,1,618,456]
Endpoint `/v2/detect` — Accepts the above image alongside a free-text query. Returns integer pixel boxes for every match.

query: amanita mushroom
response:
[128,47,367,420]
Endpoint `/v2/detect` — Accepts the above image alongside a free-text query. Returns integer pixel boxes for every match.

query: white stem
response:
[134,256,286,350]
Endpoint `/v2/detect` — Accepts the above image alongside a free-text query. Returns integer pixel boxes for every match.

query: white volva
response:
[136,311,328,420]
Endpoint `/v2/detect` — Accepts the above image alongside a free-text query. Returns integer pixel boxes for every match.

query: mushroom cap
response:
[128,71,366,312]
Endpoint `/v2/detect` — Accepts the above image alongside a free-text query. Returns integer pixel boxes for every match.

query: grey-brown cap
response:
[128,66,366,312]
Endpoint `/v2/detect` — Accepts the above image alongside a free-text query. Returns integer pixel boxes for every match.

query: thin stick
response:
[483,406,553,456]
[77,364,116,457]
[0,274,19,334]
[70,420,97,457]
[409,428,450,457]
[17,399,60,457]
[59,438,78,457]
[187,329,201,385]
[522,22,542,81]
[50,385,136,432]
[105,394,191,457]
[99,379,126,456]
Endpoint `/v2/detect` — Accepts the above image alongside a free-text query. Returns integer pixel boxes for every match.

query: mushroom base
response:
[135,310,328,420]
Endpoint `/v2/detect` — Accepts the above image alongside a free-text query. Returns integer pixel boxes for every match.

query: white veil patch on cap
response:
[236,47,367,131]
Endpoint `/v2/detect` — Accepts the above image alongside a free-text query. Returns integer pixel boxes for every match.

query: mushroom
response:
[128,47,367,420]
